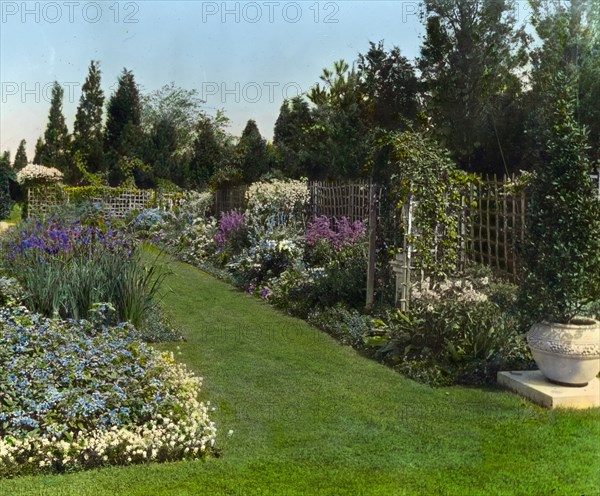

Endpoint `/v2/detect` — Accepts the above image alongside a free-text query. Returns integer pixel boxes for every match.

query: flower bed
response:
[0,305,216,478]
[4,215,164,328]
[134,182,534,387]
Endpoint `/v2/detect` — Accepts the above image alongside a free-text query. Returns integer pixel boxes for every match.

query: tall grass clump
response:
[4,215,166,327]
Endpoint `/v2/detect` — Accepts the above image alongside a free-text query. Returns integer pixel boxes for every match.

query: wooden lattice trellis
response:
[309,180,372,222]
[27,187,157,219]
[464,174,527,279]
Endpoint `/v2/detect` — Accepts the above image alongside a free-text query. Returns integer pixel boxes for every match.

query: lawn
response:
[1,254,598,496]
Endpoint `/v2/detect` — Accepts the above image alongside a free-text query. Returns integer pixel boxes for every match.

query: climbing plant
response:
[375,130,476,281]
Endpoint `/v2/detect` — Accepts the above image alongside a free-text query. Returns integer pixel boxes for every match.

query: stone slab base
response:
[498,371,600,409]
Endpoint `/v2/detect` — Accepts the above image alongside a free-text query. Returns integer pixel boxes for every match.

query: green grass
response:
[1,254,599,496]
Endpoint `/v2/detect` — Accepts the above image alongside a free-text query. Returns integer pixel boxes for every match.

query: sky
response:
[0,0,533,158]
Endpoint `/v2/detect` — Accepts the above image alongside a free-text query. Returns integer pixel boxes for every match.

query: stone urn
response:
[527,319,600,387]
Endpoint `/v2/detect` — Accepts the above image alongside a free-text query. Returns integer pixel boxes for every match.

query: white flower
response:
[16,164,63,184]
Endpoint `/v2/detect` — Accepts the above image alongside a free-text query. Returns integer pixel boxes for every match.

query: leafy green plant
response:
[375,269,531,385]
[312,242,368,309]
[268,266,320,318]
[0,277,26,307]
[115,251,170,328]
[308,305,373,347]
[520,73,600,323]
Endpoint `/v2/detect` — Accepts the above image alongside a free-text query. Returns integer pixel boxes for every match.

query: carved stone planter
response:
[527,319,600,387]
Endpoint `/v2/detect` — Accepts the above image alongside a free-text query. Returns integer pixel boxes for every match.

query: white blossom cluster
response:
[180,217,218,262]
[412,276,489,304]
[16,164,63,185]
[0,351,216,478]
[246,179,309,215]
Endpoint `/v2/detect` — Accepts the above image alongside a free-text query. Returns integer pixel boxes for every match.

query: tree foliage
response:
[104,69,143,185]
[418,0,530,173]
[520,73,600,323]
[0,151,14,219]
[105,70,142,153]
[41,82,70,172]
[528,0,600,166]
[188,111,234,190]
[236,119,268,183]
[73,60,105,178]
[13,140,28,171]
[273,96,314,178]
[304,60,370,179]
[33,137,44,165]
[357,41,421,130]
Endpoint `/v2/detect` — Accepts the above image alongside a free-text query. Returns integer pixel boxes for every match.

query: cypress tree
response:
[13,139,28,171]
[73,60,105,174]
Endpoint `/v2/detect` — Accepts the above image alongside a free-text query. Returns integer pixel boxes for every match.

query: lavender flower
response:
[214,210,246,248]
[304,216,365,249]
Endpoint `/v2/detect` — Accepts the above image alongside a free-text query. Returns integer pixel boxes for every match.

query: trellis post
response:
[365,182,377,310]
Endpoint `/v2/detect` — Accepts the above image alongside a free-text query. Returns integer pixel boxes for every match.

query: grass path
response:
[2,256,599,495]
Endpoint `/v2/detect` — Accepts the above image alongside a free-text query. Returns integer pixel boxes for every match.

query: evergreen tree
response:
[418,0,529,173]
[104,69,142,154]
[33,137,45,165]
[528,0,599,166]
[104,69,143,184]
[520,72,600,322]
[0,151,13,219]
[237,119,268,183]
[41,82,70,171]
[13,139,28,171]
[188,115,223,189]
[273,97,314,178]
[73,60,105,175]
[357,41,420,130]
[306,60,370,179]
[148,117,179,181]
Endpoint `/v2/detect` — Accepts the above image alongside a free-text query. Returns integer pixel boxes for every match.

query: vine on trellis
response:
[376,130,478,284]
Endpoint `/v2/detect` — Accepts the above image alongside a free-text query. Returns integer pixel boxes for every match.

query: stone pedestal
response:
[498,370,600,409]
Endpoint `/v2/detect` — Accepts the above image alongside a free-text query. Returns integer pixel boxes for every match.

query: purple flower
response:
[6,217,135,263]
[214,210,245,248]
[304,215,364,250]
[259,287,270,299]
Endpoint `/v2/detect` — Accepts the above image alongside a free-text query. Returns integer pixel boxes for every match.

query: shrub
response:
[312,242,368,309]
[228,234,302,288]
[245,178,309,224]
[268,266,324,318]
[0,305,216,478]
[308,305,373,347]
[378,270,532,385]
[520,73,600,323]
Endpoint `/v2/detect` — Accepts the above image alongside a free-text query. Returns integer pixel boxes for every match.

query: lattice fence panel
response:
[27,187,157,219]
[309,180,372,222]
